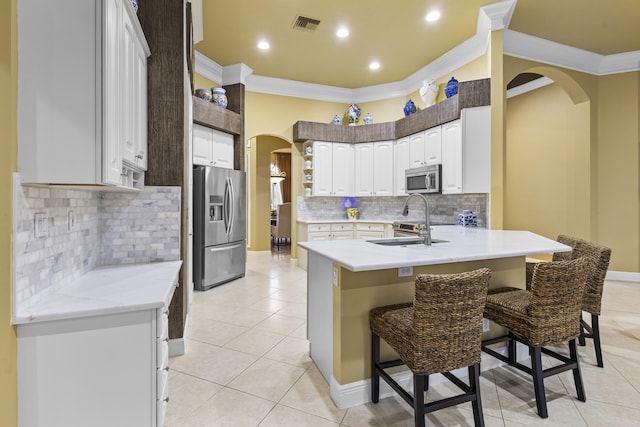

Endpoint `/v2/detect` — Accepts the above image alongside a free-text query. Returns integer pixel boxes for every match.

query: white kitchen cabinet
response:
[312,142,353,196]
[17,0,149,188]
[192,123,234,169]
[424,126,442,165]
[18,305,173,427]
[441,106,491,194]
[408,132,427,168]
[394,137,411,195]
[355,222,391,239]
[354,141,394,197]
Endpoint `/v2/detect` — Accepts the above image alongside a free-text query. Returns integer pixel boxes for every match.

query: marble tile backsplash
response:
[297,193,489,226]
[13,175,181,310]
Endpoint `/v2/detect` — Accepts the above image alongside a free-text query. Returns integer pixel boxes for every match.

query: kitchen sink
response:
[367,237,449,246]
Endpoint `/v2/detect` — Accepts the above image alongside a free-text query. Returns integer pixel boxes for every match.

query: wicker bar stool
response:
[525,235,612,367]
[481,257,591,418]
[370,268,492,427]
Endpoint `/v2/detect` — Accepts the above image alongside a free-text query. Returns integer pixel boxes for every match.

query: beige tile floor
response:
[166,250,640,426]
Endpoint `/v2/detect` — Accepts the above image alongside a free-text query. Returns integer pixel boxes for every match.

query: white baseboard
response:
[606,270,640,283]
[329,343,529,409]
[169,338,185,357]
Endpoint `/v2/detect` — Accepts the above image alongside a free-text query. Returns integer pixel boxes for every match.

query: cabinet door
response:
[441,120,463,194]
[424,126,442,165]
[103,0,124,185]
[408,132,426,167]
[331,230,354,240]
[331,143,354,196]
[121,10,136,165]
[312,142,333,196]
[394,137,410,195]
[192,124,213,165]
[133,33,148,170]
[373,141,394,196]
[211,129,234,169]
[354,143,374,196]
[308,232,331,241]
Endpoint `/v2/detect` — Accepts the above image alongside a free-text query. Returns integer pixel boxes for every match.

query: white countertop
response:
[13,261,183,325]
[298,226,570,272]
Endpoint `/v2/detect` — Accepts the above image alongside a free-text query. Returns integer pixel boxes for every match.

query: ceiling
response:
[195,0,640,89]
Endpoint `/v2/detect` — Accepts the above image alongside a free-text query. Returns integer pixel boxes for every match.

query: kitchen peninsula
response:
[298,226,570,409]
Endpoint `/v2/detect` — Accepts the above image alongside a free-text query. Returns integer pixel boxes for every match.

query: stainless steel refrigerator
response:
[193,165,246,291]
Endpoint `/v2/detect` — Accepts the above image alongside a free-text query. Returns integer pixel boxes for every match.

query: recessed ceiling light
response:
[369,61,380,70]
[425,11,441,22]
[257,40,270,50]
[336,27,349,38]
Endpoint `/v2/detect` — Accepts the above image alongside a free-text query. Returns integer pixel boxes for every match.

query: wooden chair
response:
[370,268,492,427]
[482,257,591,418]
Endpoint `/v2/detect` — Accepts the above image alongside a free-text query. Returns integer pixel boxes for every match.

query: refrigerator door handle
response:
[223,177,230,234]
[227,176,235,236]
[209,242,244,252]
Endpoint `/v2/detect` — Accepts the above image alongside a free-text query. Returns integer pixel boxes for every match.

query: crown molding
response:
[195,0,639,103]
[506,76,553,98]
[503,30,640,76]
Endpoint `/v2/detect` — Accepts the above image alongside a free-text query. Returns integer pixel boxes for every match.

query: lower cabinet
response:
[297,222,392,270]
[17,302,173,427]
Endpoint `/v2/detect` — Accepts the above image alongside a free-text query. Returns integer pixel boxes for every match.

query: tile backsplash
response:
[13,175,181,310]
[297,194,489,226]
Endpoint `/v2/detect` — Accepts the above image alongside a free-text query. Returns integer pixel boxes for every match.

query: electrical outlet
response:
[67,210,75,231]
[34,212,49,238]
[398,266,413,277]
[482,318,490,332]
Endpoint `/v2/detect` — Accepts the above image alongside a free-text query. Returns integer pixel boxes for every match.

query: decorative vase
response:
[444,77,459,98]
[194,88,212,102]
[420,79,438,107]
[211,87,228,109]
[131,0,138,12]
[347,104,361,126]
[403,99,417,117]
[457,210,477,227]
[346,208,359,221]
[363,113,373,125]
[332,115,341,125]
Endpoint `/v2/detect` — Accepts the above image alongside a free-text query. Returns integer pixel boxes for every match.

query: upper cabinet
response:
[441,106,491,194]
[17,0,150,189]
[354,141,394,196]
[192,124,234,169]
[312,142,353,196]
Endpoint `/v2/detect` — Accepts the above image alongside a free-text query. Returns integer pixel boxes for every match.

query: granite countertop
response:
[13,261,183,325]
[298,226,570,272]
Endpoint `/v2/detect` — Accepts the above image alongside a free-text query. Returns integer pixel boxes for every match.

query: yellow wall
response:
[1,0,18,424]
[504,56,639,272]
[193,72,218,91]
[506,83,591,240]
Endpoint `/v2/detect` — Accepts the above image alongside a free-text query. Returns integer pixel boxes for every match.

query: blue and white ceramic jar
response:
[403,99,417,116]
[445,77,459,98]
[364,112,373,125]
[332,115,342,125]
[457,210,477,227]
[211,87,228,109]
[194,88,212,102]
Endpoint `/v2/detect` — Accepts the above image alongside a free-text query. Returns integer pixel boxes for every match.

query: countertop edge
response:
[13,261,183,326]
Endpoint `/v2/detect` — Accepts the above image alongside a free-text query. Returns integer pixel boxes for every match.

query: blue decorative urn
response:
[403,99,417,116]
[211,87,228,109]
[445,77,459,98]
[457,210,477,227]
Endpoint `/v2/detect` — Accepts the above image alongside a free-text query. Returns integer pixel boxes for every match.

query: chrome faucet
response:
[402,193,432,245]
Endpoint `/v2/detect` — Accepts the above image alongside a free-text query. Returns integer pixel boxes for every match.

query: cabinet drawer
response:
[355,223,385,232]
[157,308,169,340]
[331,223,354,232]
[157,365,169,400]
[307,223,331,232]
[157,337,169,368]
[307,232,330,241]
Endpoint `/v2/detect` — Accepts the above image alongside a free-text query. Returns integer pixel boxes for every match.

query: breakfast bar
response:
[298,226,570,408]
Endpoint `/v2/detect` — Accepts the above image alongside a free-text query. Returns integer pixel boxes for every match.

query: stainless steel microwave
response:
[405,164,441,194]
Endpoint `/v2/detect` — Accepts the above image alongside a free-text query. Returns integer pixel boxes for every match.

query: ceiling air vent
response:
[292,15,321,32]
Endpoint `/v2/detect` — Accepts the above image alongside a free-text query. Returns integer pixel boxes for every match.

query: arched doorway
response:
[246,134,292,251]
[505,69,591,242]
